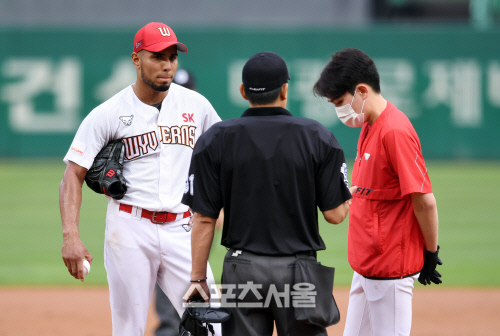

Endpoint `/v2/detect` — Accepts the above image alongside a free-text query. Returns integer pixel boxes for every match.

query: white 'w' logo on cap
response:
[157,27,170,37]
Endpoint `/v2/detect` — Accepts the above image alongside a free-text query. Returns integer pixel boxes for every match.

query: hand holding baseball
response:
[61,235,93,282]
[83,259,91,276]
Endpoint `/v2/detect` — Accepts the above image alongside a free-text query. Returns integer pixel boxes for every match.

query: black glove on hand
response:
[418,245,443,285]
[85,139,127,200]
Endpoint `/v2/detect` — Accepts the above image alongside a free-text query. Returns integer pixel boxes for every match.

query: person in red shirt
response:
[314,48,442,336]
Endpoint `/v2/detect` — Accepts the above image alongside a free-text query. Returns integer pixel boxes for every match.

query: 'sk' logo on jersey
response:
[119,115,134,126]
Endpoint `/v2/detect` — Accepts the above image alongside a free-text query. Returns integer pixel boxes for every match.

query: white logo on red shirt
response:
[364,153,371,160]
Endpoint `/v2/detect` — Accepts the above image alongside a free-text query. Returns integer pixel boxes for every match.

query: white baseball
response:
[83,259,91,276]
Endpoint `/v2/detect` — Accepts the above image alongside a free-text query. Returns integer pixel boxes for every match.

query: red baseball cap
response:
[133,22,188,53]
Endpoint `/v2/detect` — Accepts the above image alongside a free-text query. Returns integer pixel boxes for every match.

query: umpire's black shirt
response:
[182,107,351,255]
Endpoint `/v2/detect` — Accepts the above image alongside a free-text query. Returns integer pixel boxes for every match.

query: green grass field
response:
[0,160,499,287]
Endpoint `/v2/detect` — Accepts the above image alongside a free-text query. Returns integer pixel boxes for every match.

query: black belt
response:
[228,248,316,259]
[295,251,317,258]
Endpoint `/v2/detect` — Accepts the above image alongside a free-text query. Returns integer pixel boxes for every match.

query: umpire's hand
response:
[62,235,93,282]
[183,281,211,305]
[418,245,442,285]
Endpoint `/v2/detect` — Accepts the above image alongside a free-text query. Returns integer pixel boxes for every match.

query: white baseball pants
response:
[343,271,418,336]
[104,199,221,336]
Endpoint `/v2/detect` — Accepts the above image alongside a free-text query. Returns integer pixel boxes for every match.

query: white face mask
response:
[334,90,365,128]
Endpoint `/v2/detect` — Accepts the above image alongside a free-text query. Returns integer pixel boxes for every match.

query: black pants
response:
[221,249,327,336]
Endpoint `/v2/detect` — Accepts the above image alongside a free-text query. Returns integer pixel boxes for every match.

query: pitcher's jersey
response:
[64,83,221,212]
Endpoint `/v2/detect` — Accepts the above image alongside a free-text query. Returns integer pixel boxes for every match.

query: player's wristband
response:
[190,277,207,283]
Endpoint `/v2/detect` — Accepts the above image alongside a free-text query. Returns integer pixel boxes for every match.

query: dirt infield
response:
[0,287,499,336]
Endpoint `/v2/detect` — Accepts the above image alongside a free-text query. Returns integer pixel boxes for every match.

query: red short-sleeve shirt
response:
[349,102,432,278]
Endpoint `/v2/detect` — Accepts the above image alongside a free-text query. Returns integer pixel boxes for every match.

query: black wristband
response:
[425,245,440,258]
[190,277,207,283]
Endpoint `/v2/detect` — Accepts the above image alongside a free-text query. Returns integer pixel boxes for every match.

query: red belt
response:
[119,204,191,224]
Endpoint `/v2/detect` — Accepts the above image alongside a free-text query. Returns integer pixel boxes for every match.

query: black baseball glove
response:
[179,301,231,336]
[418,245,443,285]
[85,139,127,200]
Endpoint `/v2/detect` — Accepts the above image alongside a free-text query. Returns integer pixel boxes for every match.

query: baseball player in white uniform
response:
[60,22,221,336]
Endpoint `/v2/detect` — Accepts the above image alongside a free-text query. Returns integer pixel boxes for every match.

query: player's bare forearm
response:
[411,192,439,252]
[190,212,217,281]
[60,161,92,281]
[60,162,88,233]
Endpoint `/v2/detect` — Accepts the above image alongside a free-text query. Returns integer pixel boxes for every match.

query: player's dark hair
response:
[313,48,381,101]
[244,86,282,105]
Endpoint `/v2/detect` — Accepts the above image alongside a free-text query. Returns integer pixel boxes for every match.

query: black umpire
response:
[182,52,352,336]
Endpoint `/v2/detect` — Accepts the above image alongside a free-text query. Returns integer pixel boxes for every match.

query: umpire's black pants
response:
[221,249,327,336]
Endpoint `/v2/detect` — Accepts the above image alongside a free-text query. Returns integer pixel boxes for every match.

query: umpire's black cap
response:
[242,52,290,93]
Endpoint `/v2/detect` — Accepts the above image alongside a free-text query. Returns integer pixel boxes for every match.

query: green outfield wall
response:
[1,27,499,159]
